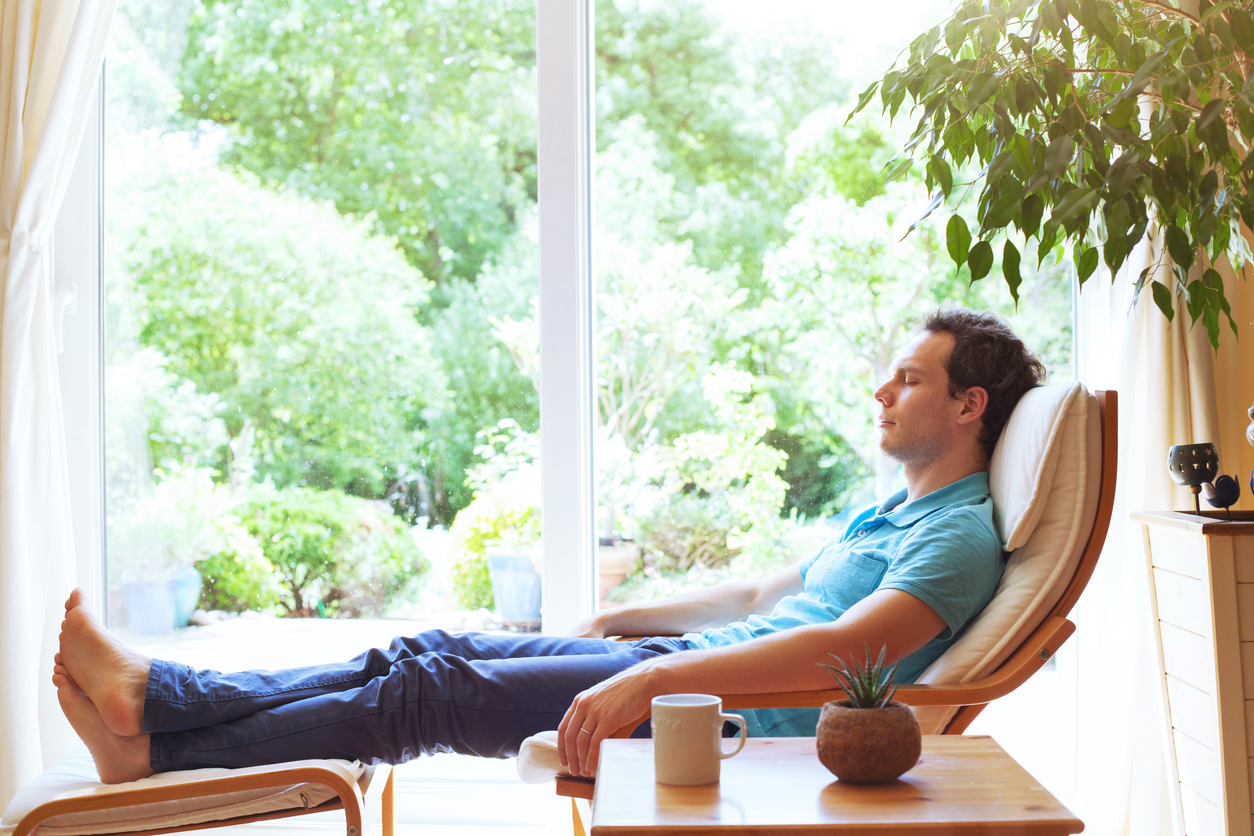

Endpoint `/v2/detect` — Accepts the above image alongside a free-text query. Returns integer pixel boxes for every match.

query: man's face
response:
[873,331,966,466]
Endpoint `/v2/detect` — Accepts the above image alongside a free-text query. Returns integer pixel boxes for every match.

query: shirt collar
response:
[877,472,990,527]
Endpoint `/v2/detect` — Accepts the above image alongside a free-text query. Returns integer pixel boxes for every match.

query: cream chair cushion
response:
[516,730,570,783]
[912,382,1099,733]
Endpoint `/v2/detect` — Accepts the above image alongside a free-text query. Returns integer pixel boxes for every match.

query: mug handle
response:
[718,713,747,759]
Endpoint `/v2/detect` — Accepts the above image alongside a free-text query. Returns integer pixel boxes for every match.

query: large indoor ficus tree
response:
[853,0,1253,346]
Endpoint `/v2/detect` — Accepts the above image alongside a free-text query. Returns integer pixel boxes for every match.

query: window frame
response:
[57,4,599,631]
[56,73,106,616]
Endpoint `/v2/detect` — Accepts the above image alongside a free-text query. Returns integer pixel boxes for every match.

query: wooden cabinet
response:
[1136,511,1254,836]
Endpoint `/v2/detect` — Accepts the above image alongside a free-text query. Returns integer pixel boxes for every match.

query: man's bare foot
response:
[54,673,154,784]
[59,588,151,737]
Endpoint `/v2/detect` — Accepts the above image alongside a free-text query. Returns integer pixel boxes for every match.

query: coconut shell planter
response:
[816,700,921,784]
[815,645,921,784]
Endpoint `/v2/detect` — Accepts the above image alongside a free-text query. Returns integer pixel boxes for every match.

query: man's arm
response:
[557,587,946,776]
[568,564,805,639]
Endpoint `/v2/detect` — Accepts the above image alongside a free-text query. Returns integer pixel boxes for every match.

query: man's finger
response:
[575,720,598,777]
[557,714,570,768]
[557,703,581,769]
[583,727,605,776]
[562,701,590,774]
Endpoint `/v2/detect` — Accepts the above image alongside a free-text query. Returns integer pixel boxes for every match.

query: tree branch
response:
[1128,0,1199,24]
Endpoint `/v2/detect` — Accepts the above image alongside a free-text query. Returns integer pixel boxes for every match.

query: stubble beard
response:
[879,424,947,469]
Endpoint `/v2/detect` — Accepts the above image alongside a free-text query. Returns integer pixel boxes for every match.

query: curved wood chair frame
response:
[10,760,393,836]
[556,389,1117,815]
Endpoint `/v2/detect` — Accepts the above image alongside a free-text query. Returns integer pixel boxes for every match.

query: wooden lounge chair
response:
[540,385,1117,833]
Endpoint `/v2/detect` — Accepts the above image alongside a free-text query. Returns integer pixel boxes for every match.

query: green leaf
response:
[1104,151,1141,200]
[1203,305,1221,348]
[947,215,972,266]
[1037,222,1059,267]
[1050,187,1099,225]
[1003,240,1022,304]
[1186,278,1207,324]
[1193,31,1214,63]
[1020,193,1044,239]
[1203,1,1236,22]
[1042,64,1064,102]
[1024,171,1051,194]
[968,240,994,283]
[968,72,1001,107]
[1103,234,1129,279]
[1198,98,1226,133]
[848,82,881,120]
[1076,245,1100,284]
[883,158,913,184]
[1044,133,1075,179]
[1150,281,1176,323]
[1164,224,1195,272]
[1231,7,1254,53]
[1212,214,1232,260]
[908,190,946,233]
[1196,212,1218,248]
[1109,47,1170,108]
[982,191,1023,232]
[1212,16,1238,54]
[928,156,954,196]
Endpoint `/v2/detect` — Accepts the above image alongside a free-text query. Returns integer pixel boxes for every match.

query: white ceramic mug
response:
[650,693,746,785]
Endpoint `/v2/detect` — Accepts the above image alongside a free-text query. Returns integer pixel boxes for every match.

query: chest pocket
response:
[808,548,890,613]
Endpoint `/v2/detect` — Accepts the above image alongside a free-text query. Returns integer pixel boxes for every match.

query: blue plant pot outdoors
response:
[122,582,176,635]
[486,552,542,627]
[172,566,203,628]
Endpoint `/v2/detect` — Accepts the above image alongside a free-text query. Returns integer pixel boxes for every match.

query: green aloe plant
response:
[853,0,1254,347]
[820,644,901,709]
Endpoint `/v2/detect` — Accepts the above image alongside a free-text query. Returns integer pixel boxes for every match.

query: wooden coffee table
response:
[588,735,1083,834]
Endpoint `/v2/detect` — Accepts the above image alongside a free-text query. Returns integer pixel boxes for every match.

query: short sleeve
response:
[877,505,1002,640]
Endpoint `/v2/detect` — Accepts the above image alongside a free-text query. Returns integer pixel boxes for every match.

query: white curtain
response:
[1073,223,1224,835]
[0,0,115,807]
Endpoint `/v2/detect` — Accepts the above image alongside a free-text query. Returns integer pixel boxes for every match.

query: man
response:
[54,308,1044,785]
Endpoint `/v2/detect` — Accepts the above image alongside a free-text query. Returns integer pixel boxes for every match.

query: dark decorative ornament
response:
[1202,476,1241,522]
[1167,443,1219,516]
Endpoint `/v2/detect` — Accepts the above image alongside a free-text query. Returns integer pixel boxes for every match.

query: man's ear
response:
[956,386,988,425]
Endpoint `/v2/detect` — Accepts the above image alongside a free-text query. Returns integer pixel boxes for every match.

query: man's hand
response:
[557,659,661,777]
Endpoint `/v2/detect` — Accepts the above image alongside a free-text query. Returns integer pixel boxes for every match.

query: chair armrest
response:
[608,615,1075,735]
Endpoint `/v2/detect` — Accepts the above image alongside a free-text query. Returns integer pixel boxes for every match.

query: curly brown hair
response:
[922,308,1046,460]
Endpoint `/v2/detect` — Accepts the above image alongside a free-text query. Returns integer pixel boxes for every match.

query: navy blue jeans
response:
[144,630,689,772]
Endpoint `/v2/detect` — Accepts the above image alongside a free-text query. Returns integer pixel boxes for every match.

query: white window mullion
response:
[537,0,596,634]
[55,75,106,614]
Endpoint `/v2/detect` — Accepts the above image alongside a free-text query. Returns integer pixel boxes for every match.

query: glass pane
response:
[104,0,542,650]
[593,0,1074,609]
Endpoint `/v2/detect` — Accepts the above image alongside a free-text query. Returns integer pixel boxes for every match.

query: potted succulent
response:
[815,645,922,784]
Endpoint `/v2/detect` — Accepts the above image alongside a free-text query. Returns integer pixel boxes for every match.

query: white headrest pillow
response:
[988,383,1083,551]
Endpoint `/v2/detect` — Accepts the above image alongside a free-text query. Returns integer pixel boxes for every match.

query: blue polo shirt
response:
[681,472,1003,736]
